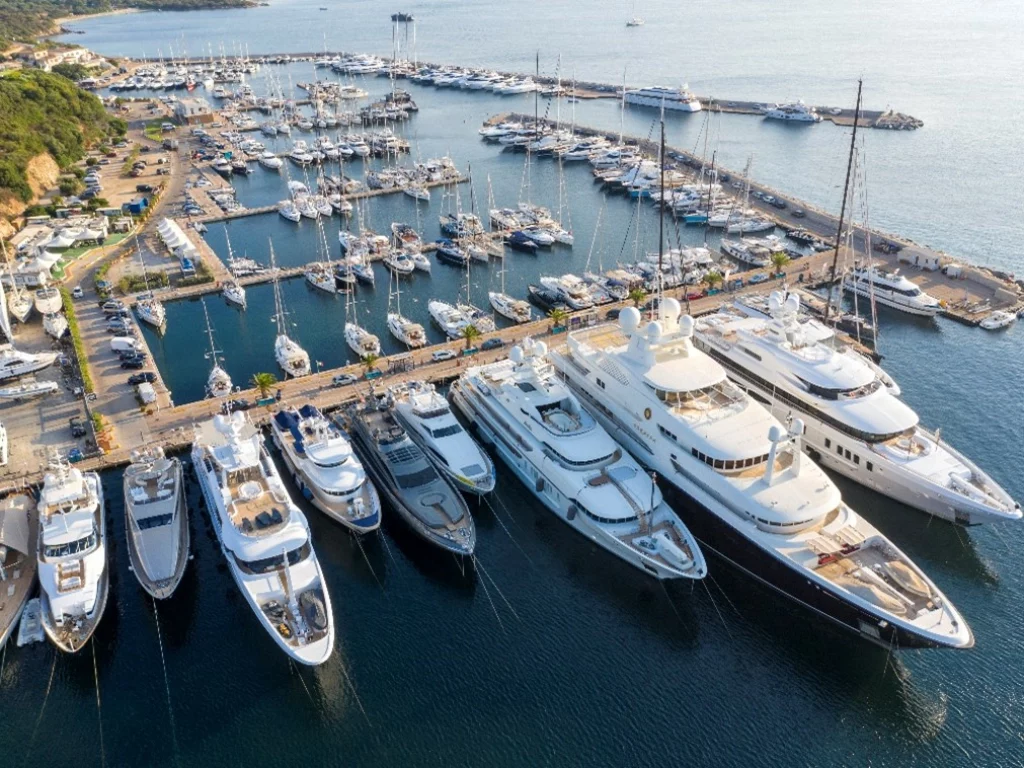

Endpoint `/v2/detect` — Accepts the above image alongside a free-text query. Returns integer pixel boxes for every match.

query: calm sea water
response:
[1,4,1017,767]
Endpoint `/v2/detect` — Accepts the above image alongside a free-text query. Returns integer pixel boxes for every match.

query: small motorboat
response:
[980,310,1017,330]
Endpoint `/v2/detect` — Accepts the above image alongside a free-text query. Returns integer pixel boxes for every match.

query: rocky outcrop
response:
[0,152,60,235]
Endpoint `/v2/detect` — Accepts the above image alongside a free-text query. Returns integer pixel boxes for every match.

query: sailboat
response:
[221,231,247,308]
[386,268,427,348]
[304,215,337,293]
[2,240,31,324]
[134,236,167,329]
[343,263,381,359]
[626,0,645,26]
[202,299,233,398]
[270,241,311,378]
[488,260,531,323]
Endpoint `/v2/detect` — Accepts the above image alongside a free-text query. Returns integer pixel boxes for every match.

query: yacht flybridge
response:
[192,413,334,665]
[36,459,108,652]
[387,381,496,495]
[693,293,1020,526]
[549,299,972,648]
[271,404,382,533]
[451,338,706,581]
[843,265,941,317]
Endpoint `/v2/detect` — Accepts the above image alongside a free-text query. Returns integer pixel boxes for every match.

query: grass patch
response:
[144,120,164,142]
[121,144,141,178]
[60,287,94,394]
[118,271,169,294]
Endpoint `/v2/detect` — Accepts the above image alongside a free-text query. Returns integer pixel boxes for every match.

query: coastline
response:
[49,7,142,36]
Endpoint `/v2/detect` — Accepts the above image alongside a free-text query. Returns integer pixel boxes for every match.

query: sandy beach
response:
[49,7,142,36]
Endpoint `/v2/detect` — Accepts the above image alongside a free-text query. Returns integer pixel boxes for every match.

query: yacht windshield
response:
[800,378,882,401]
[136,513,173,530]
[430,423,463,439]
[235,542,311,575]
[44,529,98,559]
[395,465,437,489]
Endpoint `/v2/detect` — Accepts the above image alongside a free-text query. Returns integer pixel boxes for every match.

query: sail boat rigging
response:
[270,239,311,378]
[134,235,166,329]
[202,297,233,398]
[824,79,863,322]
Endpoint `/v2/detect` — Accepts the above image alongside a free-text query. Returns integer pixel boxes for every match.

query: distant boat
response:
[391,12,414,22]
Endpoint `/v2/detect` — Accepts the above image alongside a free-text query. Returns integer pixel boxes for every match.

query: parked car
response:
[69,417,87,438]
[223,398,252,413]
[481,338,505,351]
[791,209,807,218]
[331,373,357,387]
[771,198,788,209]
[71,286,84,299]
[136,183,154,193]
[431,349,457,362]
[127,372,157,385]
[121,357,146,370]
[749,273,770,284]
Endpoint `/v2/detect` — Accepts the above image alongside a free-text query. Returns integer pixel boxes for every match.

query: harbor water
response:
[1,3,1019,766]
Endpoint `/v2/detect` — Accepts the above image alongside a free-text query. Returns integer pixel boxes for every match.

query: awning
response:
[0,495,32,555]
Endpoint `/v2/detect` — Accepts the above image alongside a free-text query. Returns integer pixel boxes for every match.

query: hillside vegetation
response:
[0,0,252,50]
[0,68,110,202]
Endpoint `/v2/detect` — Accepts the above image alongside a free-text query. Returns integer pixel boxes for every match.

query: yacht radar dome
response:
[509,345,525,364]
[660,297,681,326]
[678,315,695,337]
[619,306,642,332]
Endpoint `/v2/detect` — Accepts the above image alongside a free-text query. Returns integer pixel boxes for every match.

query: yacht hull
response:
[125,482,189,600]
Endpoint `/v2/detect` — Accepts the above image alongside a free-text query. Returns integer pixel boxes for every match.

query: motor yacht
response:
[540,275,594,310]
[123,448,189,599]
[0,344,58,382]
[693,293,1021,526]
[844,265,941,317]
[192,413,334,665]
[429,301,469,340]
[435,239,468,267]
[383,249,416,277]
[259,151,283,170]
[36,460,108,653]
[624,85,702,112]
[271,405,382,533]
[489,291,532,323]
[764,101,822,123]
[0,492,36,649]
[451,338,706,580]
[548,300,973,648]
[0,379,59,401]
[347,398,475,554]
[387,381,496,495]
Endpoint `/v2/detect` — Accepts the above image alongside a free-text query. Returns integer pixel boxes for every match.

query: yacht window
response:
[658,425,679,443]
[517,382,537,393]
[542,443,615,468]
[798,377,882,401]
[596,378,606,389]
[136,513,173,530]
[853,455,860,465]
[742,347,762,362]
[577,502,637,525]
[866,461,874,472]
[690,447,769,471]
[417,406,450,420]
[235,542,312,575]
[430,423,463,439]
[836,444,843,454]
[44,529,98,559]
[824,438,831,449]
[394,465,437,489]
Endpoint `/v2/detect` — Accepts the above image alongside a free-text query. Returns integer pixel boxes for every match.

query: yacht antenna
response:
[824,79,863,322]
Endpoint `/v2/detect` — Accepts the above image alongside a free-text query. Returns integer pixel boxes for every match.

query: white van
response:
[136,382,157,404]
[110,336,139,354]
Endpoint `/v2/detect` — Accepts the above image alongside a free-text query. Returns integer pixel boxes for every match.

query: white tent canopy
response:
[0,494,32,556]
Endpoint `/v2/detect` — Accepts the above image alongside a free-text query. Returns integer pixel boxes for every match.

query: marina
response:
[0,2,1022,766]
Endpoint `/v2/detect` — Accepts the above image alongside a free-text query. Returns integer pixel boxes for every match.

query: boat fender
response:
[567,503,577,521]
[302,486,313,500]
[535,477,545,493]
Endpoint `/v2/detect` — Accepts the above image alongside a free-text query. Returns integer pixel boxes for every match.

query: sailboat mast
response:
[824,79,863,322]
[658,117,665,279]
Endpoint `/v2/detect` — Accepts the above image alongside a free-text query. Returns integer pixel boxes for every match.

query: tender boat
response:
[387,381,496,495]
[37,460,108,653]
[192,413,334,665]
[451,338,706,580]
[347,398,476,555]
[123,447,189,599]
[980,310,1017,330]
[0,492,36,649]
[693,293,1021,526]
[271,404,382,533]
[548,300,973,648]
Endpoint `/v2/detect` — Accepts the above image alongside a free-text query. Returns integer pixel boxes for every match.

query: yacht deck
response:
[226,466,289,535]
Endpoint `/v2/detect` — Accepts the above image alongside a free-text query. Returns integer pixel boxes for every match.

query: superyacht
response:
[843,265,941,317]
[271,404,382,533]
[451,338,705,580]
[192,413,334,665]
[123,447,189,598]
[548,300,972,648]
[693,293,1020,525]
[36,459,109,652]
[387,381,496,495]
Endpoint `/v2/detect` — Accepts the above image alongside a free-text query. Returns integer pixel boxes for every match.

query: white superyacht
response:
[693,293,1020,526]
[192,412,334,665]
[450,338,706,580]
[387,381,496,495]
[123,447,189,599]
[36,459,109,652]
[843,265,941,317]
[271,404,382,533]
[549,299,972,648]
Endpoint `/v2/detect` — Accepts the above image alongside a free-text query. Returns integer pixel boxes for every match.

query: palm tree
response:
[251,372,277,400]
[702,270,723,292]
[770,251,791,276]
[461,323,481,352]
[548,306,568,331]
[628,287,647,308]
[361,353,380,375]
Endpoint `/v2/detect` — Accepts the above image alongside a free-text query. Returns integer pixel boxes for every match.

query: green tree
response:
[702,270,723,291]
[58,176,82,196]
[52,62,90,82]
[461,323,481,351]
[361,353,380,375]
[251,372,277,400]
[628,287,647,308]
[770,252,791,275]
[548,306,568,330]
